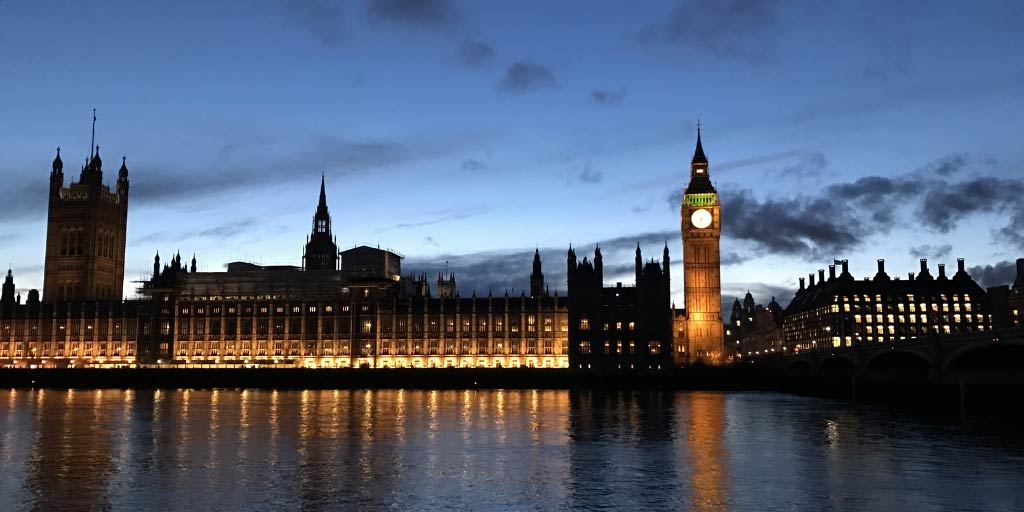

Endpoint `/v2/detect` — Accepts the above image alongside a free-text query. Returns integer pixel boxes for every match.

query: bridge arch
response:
[943,337,1024,375]
[818,355,857,378]
[785,359,813,378]
[863,349,931,381]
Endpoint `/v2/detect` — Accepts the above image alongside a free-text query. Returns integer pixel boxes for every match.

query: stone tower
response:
[43,114,129,302]
[303,175,339,271]
[680,127,724,364]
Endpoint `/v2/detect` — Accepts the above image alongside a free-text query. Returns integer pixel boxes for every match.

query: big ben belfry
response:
[680,126,724,364]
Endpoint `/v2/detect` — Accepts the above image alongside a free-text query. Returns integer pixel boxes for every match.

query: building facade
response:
[43,141,129,302]
[2,128,735,371]
[726,292,784,358]
[566,244,673,371]
[783,258,993,353]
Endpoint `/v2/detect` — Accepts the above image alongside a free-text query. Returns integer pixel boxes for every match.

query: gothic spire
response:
[692,121,707,165]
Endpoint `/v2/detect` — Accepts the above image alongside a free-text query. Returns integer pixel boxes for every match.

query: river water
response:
[0,389,1021,511]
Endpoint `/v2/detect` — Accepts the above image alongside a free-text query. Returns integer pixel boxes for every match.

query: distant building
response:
[987,258,1024,328]
[783,258,992,353]
[726,292,784,357]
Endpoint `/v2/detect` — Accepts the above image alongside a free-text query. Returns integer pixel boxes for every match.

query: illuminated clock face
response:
[691,209,712,229]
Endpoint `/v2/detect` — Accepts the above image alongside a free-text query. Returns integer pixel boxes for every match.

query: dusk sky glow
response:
[2,0,1023,310]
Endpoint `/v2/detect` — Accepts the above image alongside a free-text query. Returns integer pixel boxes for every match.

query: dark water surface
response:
[1,389,1022,511]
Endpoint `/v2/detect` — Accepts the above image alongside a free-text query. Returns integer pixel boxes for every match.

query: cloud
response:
[498,61,558,93]
[969,260,1018,289]
[577,163,603,184]
[404,230,676,296]
[637,0,783,61]
[280,0,347,46]
[908,244,952,260]
[131,218,265,247]
[458,40,495,68]
[720,251,747,266]
[668,153,1024,260]
[424,236,439,247]
[368,0,458,29]
[460,158,488,171]
[766,151,827,179]
[590,88,626,106]
[386,206,488,231]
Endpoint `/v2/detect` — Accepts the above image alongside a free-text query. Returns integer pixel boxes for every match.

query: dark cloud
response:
[405,231,676,296]
[767,151,827,179]
[386,207,488,231]
[577,163,603,184]
[637,0,783,61]
[460,158,488,171]
[722,282,794,315]
[458,40,495,68]
[368,0,458,29]
[498,61,558,93]
[631,205,651,214]
[0,178,47,222]
[280,0,347,46]
[918,176,1024,233]
[131,218,264,247]
[720,251,747,266]
[969,260,1018,289]
[908,244,952,260]
[590,88,626,106]
[668,154,1024,260]
[424,236,439,247]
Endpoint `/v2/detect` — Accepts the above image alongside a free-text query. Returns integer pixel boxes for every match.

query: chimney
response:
[1016,258,1024,285]
[841,260,849,275]
[938,264,946,279]
[957,258,965,273]
[809,273,815,287]
[877,259,885,273]
[829,265,836,280]
[799,277,805,290]
[818,269,825,283]
[908,272,915,281]
[920,258,928,273]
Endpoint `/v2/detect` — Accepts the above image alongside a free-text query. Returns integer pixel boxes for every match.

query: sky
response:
[1,0,1023,311]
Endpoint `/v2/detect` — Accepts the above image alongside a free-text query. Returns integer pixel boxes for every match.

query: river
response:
[0,389,1021,511]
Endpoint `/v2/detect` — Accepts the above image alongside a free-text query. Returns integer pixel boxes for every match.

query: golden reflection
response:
[495,389,506,446]
[269,390,280,465]
[685,392,729,511]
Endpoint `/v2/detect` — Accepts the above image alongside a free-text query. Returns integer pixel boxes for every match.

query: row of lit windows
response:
[577,340,662,355]
[837,293,971,303]
[853,313,986,324]
[577,316,635,331]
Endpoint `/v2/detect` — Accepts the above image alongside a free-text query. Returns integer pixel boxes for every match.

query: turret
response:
[530,248,544,297]
[1,268,14,305]
[50,147,64,196]
[117,156,129,197]
[191,254,197,273]
[635,243,642,285]
[593,244,603,284]
[153,252,160,278]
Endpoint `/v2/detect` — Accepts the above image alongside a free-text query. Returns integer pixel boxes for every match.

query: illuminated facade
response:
[783,258,992,353]
[679,128,725,364]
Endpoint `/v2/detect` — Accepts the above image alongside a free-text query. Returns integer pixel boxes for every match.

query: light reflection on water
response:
[0,389,1022,511]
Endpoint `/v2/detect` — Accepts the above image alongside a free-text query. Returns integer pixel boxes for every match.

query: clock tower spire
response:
[680,125,724,365]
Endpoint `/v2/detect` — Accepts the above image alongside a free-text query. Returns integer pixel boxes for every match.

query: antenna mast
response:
[90,109,97,158]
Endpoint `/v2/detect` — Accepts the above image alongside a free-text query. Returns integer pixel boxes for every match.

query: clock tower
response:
[680,127,724,364]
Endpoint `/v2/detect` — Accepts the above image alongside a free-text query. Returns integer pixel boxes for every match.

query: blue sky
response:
[2,0,1023,309]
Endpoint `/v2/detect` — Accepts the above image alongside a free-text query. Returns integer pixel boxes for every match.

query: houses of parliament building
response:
[0,123,727,370]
